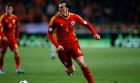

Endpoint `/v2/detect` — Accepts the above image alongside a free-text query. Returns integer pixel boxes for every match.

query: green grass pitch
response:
[0,47,140,83]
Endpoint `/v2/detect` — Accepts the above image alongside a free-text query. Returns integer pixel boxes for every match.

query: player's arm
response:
[47,25,64,51]
[47,26,59,47]
[0,16,7,42]
[76,15,100,40]
[0,23,4,37]
[47,16,60,48]
[0,16,4,37]
[15,17,20,42]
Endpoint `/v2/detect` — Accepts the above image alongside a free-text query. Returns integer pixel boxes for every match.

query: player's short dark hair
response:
[59,0,71,8]
[5,3,13,8]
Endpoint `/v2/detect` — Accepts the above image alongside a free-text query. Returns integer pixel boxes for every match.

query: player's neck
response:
[5,13,12,16]
[60,12,70,19]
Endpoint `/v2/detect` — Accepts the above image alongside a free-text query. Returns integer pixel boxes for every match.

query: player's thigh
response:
[0,42,8,54]
[71,43,83,59]
[75,56,86,67]
[58,50,72,68]
[9,40,18,51]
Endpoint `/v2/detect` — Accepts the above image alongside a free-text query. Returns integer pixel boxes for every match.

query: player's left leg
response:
[10,42,24,74]
[12,48,24,74]
[72,43,94,83]
[75,56,94,83]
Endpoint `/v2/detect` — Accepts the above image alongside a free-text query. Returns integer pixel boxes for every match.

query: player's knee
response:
[80,63,87,68]
[14,51,18,55]
[13,49,19,55]
[77,60,86,68]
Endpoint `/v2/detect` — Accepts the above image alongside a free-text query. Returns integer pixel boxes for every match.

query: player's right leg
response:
[75,56,94,83]
[71,43,94,83]
[0,45,7,74]
[0,51,5,74]
[58,50,75,76]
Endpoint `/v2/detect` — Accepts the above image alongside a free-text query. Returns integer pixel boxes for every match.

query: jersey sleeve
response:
[0,23,4,37]
[75,14,98,35]
[47,16,59,48]
[0,16,5,37]
[15,16,20,40]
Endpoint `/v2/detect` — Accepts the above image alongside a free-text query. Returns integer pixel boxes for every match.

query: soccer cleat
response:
[16,69,25,74]
[66,70,74,76]
[67,72,73,76]
[0,70,6,74]
[65,68,75,76]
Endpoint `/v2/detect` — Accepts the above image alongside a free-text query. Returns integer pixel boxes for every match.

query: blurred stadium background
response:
[0,0,140,83]
[0,0,140,48]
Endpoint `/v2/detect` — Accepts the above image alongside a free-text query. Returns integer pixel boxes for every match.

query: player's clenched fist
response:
[57,45,64,51]
[94,34,100,40]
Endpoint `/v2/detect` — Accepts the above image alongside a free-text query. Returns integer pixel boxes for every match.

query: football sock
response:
[0,56,3,70]
[81,66,94,83]
[14,56,20,70]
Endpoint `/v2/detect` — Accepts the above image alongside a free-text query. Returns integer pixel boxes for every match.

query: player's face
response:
[58,3,69,17]
[5,6,13,14]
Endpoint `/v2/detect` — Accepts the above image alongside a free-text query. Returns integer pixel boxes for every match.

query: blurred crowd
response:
[0,0,139,47]
[0,0,140,35]
[0,0,139,23]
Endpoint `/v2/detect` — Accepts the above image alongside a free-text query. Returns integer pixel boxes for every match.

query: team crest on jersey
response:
[12,19,16,24]
[48,27,53,32]
[71,21,75,26]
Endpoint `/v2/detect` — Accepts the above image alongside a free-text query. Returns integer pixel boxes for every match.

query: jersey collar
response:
[60,13,70,19]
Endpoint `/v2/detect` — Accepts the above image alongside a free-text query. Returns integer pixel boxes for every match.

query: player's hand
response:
[2,36,8,42]
[94,34,100,40]
[57,45,64,51]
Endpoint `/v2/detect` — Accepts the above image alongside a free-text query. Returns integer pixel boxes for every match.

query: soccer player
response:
[47,0,100,83]
[0,4,24,74]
